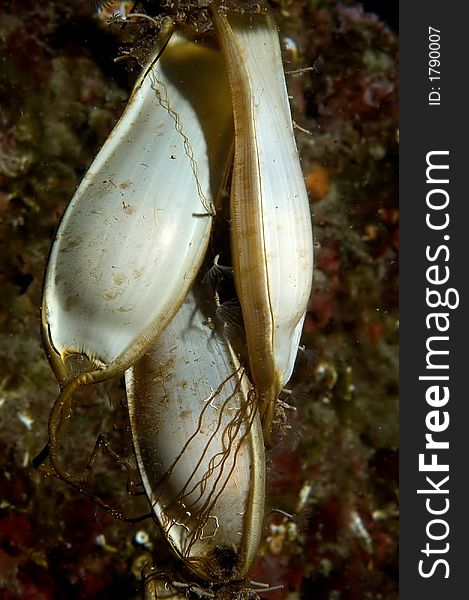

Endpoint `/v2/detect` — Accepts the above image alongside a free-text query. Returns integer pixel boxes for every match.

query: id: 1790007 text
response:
[428,26,441,106]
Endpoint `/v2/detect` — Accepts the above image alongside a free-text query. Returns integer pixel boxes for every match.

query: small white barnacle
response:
[94,1,135,21]
[201,254,233,285]
[215,298,242,330]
